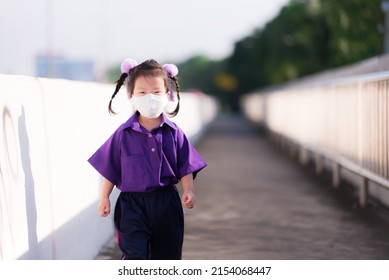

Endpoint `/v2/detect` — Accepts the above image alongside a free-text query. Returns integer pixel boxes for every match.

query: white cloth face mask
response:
[130,93,169,118]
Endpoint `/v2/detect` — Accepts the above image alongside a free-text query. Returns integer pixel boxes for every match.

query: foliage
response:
[225,0,384,97]
[320,0,384,67]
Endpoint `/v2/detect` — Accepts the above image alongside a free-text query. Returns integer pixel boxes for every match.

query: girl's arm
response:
[181,173,195,209]
[98,178,114,217]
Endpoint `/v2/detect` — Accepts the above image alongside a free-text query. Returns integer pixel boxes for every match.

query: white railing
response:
[0,74,218,260]
[242,72,389,208]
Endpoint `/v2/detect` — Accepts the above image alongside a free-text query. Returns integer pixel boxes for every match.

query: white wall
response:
[0,74,218,260]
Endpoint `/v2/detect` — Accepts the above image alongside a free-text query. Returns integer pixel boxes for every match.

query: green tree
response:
[228,0,331,93]
[320,0,384,67]
[224,0,384,110]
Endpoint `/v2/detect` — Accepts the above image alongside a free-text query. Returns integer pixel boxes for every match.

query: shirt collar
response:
[160,113,177,130]
[123,112,177,132]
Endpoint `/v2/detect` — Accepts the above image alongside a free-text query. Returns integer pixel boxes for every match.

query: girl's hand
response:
[98,198,111,217]
[182,191,196,209]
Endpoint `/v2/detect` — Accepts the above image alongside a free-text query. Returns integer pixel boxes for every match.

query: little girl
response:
[88,58,207,260]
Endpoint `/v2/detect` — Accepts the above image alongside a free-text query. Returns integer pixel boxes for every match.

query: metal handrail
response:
[242,71,389,207]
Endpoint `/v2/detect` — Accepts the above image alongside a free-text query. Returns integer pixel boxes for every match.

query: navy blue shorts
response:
[114,186,184,260]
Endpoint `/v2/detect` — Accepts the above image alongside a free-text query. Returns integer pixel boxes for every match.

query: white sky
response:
[0,0,290,77]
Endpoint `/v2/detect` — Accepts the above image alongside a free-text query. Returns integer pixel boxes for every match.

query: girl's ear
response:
[167,90,175,102]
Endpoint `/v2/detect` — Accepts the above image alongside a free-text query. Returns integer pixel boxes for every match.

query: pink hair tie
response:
[121,58,139,74]
[163,64,179,77]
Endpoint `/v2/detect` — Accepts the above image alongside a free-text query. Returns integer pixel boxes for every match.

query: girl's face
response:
[132,75,169,98]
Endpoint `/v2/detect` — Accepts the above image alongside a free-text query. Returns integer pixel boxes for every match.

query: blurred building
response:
[36,55,96,81]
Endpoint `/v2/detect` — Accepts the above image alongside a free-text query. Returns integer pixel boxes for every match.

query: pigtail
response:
[167,76,181,117]
[162,63,181,117]
[108,72,128,115]
[108,58,139,115]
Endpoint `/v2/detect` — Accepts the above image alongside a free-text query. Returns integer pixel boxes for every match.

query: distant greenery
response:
[107,0,385,112]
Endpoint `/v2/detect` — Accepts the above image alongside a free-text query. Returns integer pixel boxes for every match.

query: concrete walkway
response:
[96,114,389,260]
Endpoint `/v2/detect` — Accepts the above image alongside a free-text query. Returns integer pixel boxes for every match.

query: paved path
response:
[96,114,389,260]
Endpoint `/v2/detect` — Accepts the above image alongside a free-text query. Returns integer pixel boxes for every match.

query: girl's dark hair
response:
[108,59,180,117]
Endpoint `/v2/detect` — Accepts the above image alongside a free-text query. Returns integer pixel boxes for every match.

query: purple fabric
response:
[88,112,207,192]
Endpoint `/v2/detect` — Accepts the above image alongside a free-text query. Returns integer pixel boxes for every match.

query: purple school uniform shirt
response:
[88,112,207,192]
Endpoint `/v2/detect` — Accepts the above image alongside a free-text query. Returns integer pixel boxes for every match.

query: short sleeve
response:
[88,129,122,185]
[176,128,207,180]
